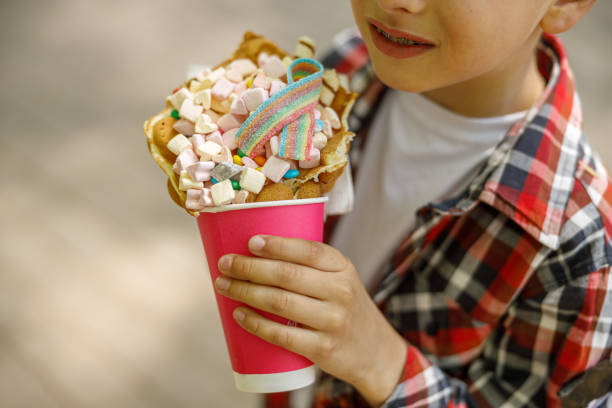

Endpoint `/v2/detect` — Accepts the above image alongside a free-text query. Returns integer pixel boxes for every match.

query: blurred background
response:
[0,1,610,407]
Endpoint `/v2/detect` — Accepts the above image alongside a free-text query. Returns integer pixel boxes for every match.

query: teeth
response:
[375,26,423,46]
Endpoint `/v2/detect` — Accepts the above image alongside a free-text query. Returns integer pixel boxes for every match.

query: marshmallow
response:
[299,147,320,169]
[225,69,243,83]
[167,134,192,155]
[312,132,328,150]
[195,67,212,82]
[261,155,290,183]
[322,107,341,129]
[265,141,272,159]
[222,128,239,150]
[261,55,287,79]
[173,118,195,136]
[195,114,218,134]
[322,120,333,138]
[197,140,222,161]
[282,56,293,68]
[232,190,249,204]
[179,170,204,191]
[242,88,268,112]
[211,179,235,206]
[186,161,215,182]
[323,69,340,92]
[200,67,226,89]
[230,59,258,77]
[211,162,243,182]
[211,98,231,114]
[269,135,280,156]
[200,187,214,207]
[217,113,243,132]
[212,77,235,100]
[314,109,321,120]
[204,109,220,123]
[179,99,204,123]
[241,156,258,169]
[206,130,224,146]
[175,149,199,173]
[167,88,193,110]
[319,86,335,106]
[190,134,206,153]
[234,80,247,96]
[230,96,248,115]
[258,52,270,67]
[239,167,266,194]
[185,189,205,210]
[252,71,268,89]
[213,145,233,163]
[193,89,212,109]
[269,79,287,96]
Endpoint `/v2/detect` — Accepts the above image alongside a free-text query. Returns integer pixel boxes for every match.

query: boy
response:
[213,0,612,406]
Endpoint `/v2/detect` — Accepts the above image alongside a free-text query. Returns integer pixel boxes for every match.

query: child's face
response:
[350,0,553,93]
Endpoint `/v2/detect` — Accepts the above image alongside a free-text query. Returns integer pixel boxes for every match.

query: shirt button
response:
[426,321,438,336]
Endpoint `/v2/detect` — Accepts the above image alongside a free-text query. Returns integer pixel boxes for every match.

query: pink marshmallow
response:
[225,69,242,83]
[212,77,235,101]
[217,113,243,132]
[269,79,287,96]
[173,118,195,136]
[252,72,268,90]
[175,149,199,173]
[179,99,203,123]
[242,88,268,112]
[257,52,270,67]
[299,147,321,169]
[261,55,287,79]
[200,188,214,207]
[232,190,249,204]
[314,109,321,120]
[190,134,206,153]
[265,141,272,159]
[185,189,204,210]
[241,156,258,169]
[204,109,220,123]
[206,130,224,146]
[186,161,215,182]
[222,128,239,150]
[261,155,290,183]
[234,80,247,96]
[230,96,248,115]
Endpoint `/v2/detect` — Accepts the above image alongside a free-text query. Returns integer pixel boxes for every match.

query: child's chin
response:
[371,62,435,93]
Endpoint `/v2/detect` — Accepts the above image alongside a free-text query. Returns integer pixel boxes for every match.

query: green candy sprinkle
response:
[237,149,246,158]
[171,109,180,119]
[231,180,241,190]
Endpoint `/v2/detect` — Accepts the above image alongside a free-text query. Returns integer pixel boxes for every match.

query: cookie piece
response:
[296,180,321,199]
[255,183,294,202]
[153,117,179,162]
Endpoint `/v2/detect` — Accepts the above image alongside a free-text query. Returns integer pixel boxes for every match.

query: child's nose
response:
[377,0,427,15]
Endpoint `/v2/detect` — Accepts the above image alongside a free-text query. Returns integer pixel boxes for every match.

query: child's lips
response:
[366,19,435,59]
[366,17,435,46]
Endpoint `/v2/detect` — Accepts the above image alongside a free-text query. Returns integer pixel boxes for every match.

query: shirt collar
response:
[429,34,582,249]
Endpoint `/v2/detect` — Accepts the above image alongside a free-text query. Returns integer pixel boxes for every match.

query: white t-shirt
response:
[329,90,527,290]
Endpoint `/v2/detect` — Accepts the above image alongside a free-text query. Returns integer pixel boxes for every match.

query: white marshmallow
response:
[186,161,215,182]
[261,55,287,79]
[167,134,192,155]
[230,59,258,76]
[212,77,235,100]
[242,88,268,112]
[193,89,212,109]
[185,189,205,210]
[175,149,199,173]
[197,140,222,161]
[225,69,243,83]
[239,167,266,194]
[230,96,248,115]
[206,131,224,146]
[190,134,206,154]
[269,79,287,96]
[269,135,280,156]
[179,170,204,191]
[211,179,235,206]
[261,155,290,183]
[173,118,195,136]
[232,190,249,204]
[167,88,193,110]
[241,156,258,169]
[322,107,341,129]
[257,52,270,67]
[312,132,328,150]
[200,187,214,207]
[222,128,239,150]
[195,114,219,134]
[213,145,232,163]
[179,99,204,123]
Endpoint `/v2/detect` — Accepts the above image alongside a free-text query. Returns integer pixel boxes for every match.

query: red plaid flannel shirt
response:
[267,30,612,408]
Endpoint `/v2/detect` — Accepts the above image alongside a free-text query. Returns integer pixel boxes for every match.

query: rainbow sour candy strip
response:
[235,58,323,161]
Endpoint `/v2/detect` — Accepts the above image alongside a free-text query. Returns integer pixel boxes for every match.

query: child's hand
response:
[214,235,408,407]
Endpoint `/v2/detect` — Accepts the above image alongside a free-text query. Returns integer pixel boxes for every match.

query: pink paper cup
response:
[196,197,328,393]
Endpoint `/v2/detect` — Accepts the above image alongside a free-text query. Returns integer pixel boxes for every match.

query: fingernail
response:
[215,276,230,290]
[218,255,232,271]
[249,236,265,251]
[234,309,245,322]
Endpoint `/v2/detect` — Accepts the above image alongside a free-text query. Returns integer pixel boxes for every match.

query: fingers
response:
[247,235,348,272]
[218,254,336,300]
[232,306,324,359]
[215,276,342,332]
